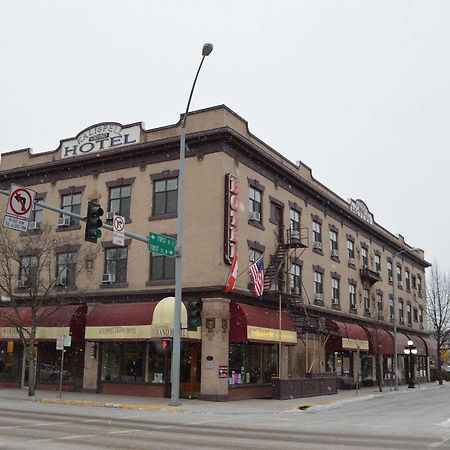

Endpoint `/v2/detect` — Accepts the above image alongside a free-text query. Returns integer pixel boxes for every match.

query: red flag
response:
[224,254,238,293]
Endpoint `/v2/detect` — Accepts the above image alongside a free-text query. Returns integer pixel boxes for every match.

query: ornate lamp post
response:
[403,339,418,388]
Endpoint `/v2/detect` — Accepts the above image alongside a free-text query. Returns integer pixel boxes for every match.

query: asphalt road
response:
[0,387,450,449]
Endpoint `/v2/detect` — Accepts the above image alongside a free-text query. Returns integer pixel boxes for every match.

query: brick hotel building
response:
[0,105,433,400]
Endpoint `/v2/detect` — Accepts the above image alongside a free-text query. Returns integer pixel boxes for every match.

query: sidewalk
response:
[0,381,442,415]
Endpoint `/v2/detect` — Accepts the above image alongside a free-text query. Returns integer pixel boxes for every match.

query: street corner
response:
[39,398,184,413]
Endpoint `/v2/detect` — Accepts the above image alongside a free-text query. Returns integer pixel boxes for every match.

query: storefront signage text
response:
[349,199,374,225]
[247,326,297,344]
[224,173,239,264]
[61,123,141,159]
[342,337,369,351]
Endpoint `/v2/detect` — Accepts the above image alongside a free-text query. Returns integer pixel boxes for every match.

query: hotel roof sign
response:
[349,199,374,225]
[61,122,141,159]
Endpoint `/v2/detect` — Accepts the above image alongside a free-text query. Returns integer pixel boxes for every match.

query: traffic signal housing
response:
[84,201,104,243]
[187,301,202,331]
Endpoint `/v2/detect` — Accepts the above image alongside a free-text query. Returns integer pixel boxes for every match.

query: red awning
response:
[395,332,410,354]
[406,335,427,356]
[365,328,394,355]
[86,302,157,327]
[325,320,369,352]
[421,335,438,356]
[229,302,297,345]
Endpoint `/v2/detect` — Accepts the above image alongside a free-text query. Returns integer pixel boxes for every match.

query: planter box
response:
[272,374,337,400]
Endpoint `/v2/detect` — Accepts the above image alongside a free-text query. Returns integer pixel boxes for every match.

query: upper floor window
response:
[289,263,301,295]
[331,277,340,305]
[314,271,323,296]
[363,288,370,314]
[418,275,422,296]
[347,239,355,261]
[419,307,424,326]
[375,254,381,274]
[361,247,368,268]
[399,300,404,323]
[330,230,338,254]
[411,274,417,290]
[377,292,383,318]
[150,253,175,282]
[109,185,131,220]
[407,304,412,326]
[61,193,81,226]
[105,247,128,284]
[30,202,43,224]
[56,252,77,287]
[389,296,394,321]
[18,255,38,289]
[312,221,322,246]
[153,178,178,216]
[290,209,300,232]
[413,307,418,322]
[387,260,393,282]
[349,284,357,310]
[405,269,410,291]
[397,265,402,287]
[249,187,262,223]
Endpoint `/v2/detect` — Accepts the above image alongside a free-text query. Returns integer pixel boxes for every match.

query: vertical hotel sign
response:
[224,174,239,264]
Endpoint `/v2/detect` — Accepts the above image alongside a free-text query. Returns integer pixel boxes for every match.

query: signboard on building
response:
[224,173,239,264]
[60,123,141,159]
[349,199,374,225]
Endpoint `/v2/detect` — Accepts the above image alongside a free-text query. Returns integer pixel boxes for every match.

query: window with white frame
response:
[56,252,77,287]
[312,221,322,247]
[330,230,338,254]
[249,187,262,223]
[105,247,128,284]
[387,260,393,281]
[347,239,355,262]
[375,254,381,273]
[289,263,301,295]
[314,271,323,297]
[349,284,357,310]
[332,277,340,305]
[19,255,38,288]
[405,269,410,291]
[363,288,370,314]
[361,247,368,268]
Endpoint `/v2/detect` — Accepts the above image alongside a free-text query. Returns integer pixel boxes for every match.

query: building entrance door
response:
[179,341,201,398]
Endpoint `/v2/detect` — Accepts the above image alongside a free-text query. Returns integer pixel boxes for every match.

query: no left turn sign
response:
[6,184,36,220]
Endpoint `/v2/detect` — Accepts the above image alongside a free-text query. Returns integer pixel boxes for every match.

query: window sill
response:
[100,282,129,289]
[349,308,357,314]
[364,312,371,318]
[146,280,175,286]
[331,304,341,311]
[248,220,265,231]
[313,299,324,306]
[312,248,323,256]
[149,213,177,221]
[330,256,340,263]
[348,263,356,270]
[56,225,81,232]
[54,285,78,291]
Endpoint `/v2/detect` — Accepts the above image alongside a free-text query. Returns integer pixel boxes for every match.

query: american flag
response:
[249,256,264,297]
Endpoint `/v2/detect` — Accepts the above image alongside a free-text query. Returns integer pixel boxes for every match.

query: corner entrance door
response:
[180,341,201,398]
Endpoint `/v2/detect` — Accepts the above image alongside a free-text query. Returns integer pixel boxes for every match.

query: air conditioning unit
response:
[331,249,339,258]
[349,257,355,265]
[388,276,393,283]
[57,216,71,227]
[28,221,41,231]
[313,241,322,250]
[16,279,26,288]
[290,230,300,241]
[55,276,66,286]
[332,297,339,305]
[249,211,260,222]
[315,293,324,302]
[362,264,368,270]
[102,273,115,284]
[106,211,116,220]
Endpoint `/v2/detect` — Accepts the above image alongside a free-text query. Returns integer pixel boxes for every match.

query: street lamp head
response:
[202,43,213,56]
[407,339,414,346]
[404,348,411,355]
[411,348,418,355]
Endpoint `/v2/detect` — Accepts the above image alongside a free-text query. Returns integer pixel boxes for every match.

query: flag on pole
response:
[224,254,239,293]
[249,256,264,297]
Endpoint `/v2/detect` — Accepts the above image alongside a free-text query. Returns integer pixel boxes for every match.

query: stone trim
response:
[290,256,303,265]
[330,272,341,280]
[329,224,339,233]
[346,234,355,242]
[105,177,136,188]
[348,278,357,286]
[247,177,265,192]
[149,169,179,181]
[313,265,324,274]
[269,196,284,208]
[288,201,302,213]
[54,243,81,253]
[58,185,85,196]
[311,214,323,224]
[247,240,265,253]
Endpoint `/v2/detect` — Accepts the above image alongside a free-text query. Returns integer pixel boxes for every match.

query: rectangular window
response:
[249,187,262,222]
[412,275,417,290]
[56,252,77,287]
[19,255,38,288]
[314,271,323,296]
[361,247,368,268]
[377,293,383,318]
[405,270,410,291]
[150,254,175,281]
[330,230,338,253]
[290,209,300,232]
[418,276,422,296]
[30,202,43,224]
[407,304,412,326]
[419,307,423,326]
[61,193,82,226]
[248,248,263,283]
[399,301,404,323]
[100,342,145,383]
[375,254,381,273]
[332,277,340,305]
[397,265,402,287]
[347,240,355,261]
[363,288,370,314]
[105,247,128,283]
[389,297,394,321]
[387,260,393,281]
[312,221,322,245]
[349,284,357,310]
[109,185,131,219]
[413,307,418,322]
[289,263,301,295]
[153,178,178,215]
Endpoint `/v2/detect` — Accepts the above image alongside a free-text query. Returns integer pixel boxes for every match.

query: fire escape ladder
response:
[263,243,288,290]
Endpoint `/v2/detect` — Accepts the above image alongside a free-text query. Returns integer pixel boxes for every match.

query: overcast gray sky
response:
[1,0,449,272]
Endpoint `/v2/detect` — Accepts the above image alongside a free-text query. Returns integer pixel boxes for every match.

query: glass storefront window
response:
[147,342,166,383]
[0,342,21,381]
[327,351,352,377]
[228,343,277,385]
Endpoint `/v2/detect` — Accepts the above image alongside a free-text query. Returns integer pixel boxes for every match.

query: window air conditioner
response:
[362,264,368,270]
[313,241,322,250]
[388,276,393,283]
[290,230,300,241]
[331,249,339,258]
[332,297,339,305]
[249,211,260,222]
[16,279,26,288]
[102,273,115,284]
[315,293,324,302]
[106,211,116,220]
[28,221,41,231]
[56,276,66,286]
[57,216,71,227]
[349,257,355,265]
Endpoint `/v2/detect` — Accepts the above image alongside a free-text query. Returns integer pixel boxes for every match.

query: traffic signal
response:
[161,339,172,351]
[84,201,104,243]
[187,301,202,331]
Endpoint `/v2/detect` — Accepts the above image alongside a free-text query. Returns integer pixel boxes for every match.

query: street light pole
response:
[404,339,418,388]
[170,43,213,406]
[392,247,421,391]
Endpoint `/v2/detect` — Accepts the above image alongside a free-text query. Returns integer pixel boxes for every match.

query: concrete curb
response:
[39,398,184,412]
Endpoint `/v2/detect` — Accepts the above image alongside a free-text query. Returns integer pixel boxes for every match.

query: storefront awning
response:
[229,302,297,345]
[85,298,201,341]
[407,335,427,356]
[365,328,394,355]
[395,332,411,355]
[326,320,369,351]
[0,305,86,341]
[421,335,438,357]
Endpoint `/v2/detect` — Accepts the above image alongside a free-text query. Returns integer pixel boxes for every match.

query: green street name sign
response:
[148,232,177,258]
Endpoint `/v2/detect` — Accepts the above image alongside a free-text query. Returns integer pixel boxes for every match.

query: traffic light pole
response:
[0,189,149,244]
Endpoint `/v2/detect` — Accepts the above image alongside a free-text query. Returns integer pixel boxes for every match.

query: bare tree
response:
[0,224,97,396]
[426,264,450,385]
